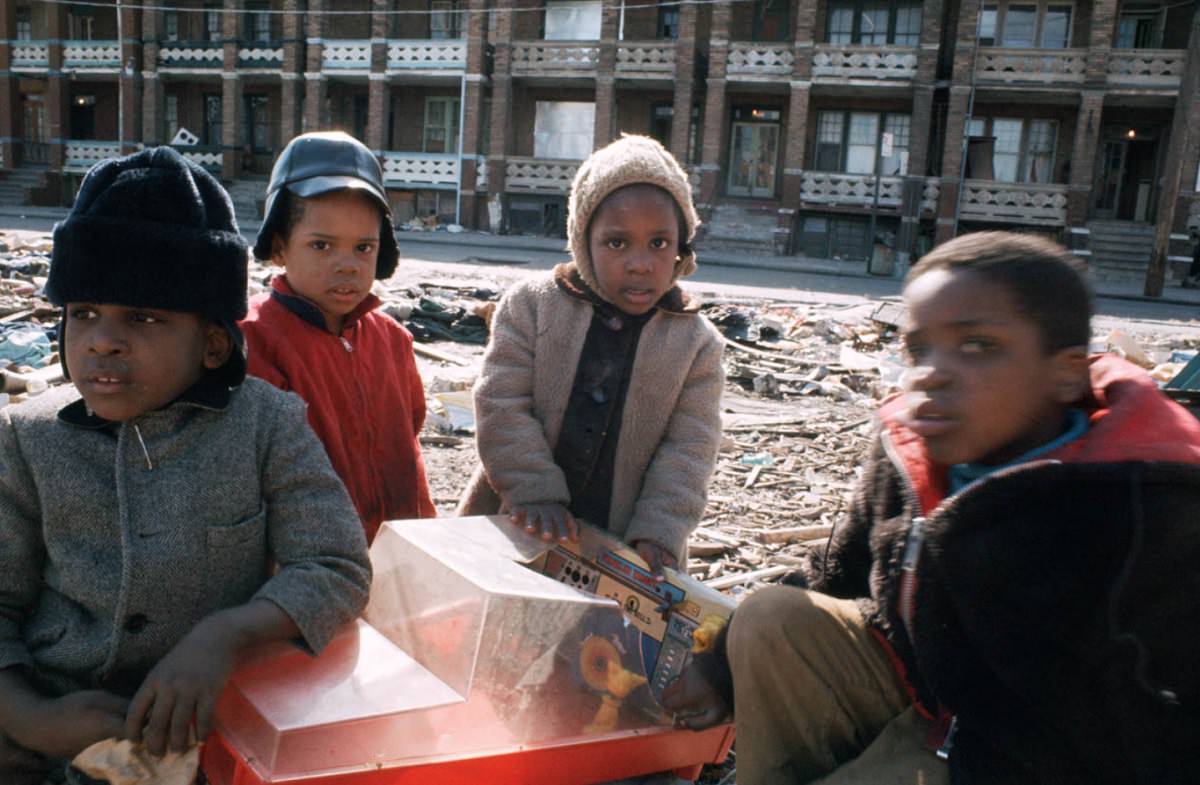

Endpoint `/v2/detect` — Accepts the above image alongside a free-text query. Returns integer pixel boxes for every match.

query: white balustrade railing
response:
[238,45,284,67]
[64,140,121,172]
[322,40,371,70]
[976,47,1087,83]
[158,43,223,68]
[63,40,121,68]
[727,42,793,77]
[505,157,580,193]
[960,180,1068,225]
[686,165,701,197]
[387,39,466,69]
[176,147,223,171]
[1106,49,1185,87]
[380,152,460,188]
[800,172,904,207]
[616,42,676,74]
[511,42,600,72]
[812,45,917,80]
[475,156,488,192]
[10,42,49,68]
[921,178,940,214]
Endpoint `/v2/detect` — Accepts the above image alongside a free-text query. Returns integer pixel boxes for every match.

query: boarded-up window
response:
[545,1,602,40]
[534,101,595,160]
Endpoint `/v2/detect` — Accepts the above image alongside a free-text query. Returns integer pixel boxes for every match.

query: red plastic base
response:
[202,723,734,785]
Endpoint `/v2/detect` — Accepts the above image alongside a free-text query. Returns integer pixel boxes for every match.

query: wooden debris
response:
[705,565,794,590]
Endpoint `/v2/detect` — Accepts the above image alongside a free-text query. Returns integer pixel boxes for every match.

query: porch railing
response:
[387,39,467,70]
[474,156,488,192]
[158,42,223,68]
[921,179,941,214]
[64,140,121,173]
[10,42,50,68]
[22,141,50,165]
[1106,49,1185,88]
[322,40,372,70]
[800,172,904,208]
[380,152,460,189]
[63,40,121,69]
[616,42,676,75]
[511,42,599,73]
[975,47,1087,84]
[959,180,1068,226]
[238,44,284,68]
[505,157,580,194]
[172,145,223,172]
[812,44,918,80]
[727,42,794,77]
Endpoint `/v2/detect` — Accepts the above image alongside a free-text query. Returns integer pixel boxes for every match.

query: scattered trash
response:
[0,324,53,366]
[1106,329,1154,369]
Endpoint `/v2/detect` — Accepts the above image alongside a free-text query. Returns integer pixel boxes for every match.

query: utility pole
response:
[1144,2,1200,297]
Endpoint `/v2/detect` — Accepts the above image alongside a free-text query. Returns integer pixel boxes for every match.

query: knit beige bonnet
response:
[567,135,700,293]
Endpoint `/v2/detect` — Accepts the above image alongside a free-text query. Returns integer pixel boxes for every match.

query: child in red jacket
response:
[241,132,435,542]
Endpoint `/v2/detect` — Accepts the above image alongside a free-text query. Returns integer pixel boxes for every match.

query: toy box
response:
[203,516,735,784]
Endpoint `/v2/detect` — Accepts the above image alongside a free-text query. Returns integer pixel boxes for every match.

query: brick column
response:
[368,0,388,150]
[457,0,488,228]
[141,0,163,145]
[1067,90,1104,227]
[303,0,326,131]
[934,0,982,244]
[0,0,16,169]
[45,0,66,170]
[668,2,698,164]
[280,0,303,142]
[778,0,818,251]
[221,0,244,176]
[592,0,619,149]
[486,9,514,232]
[118,3,141,153]
[1085,0,1119,84]
[698,2,732,216]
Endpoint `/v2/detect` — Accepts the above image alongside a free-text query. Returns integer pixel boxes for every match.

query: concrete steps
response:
[700,204,778,255]
[223,177,267,229]
[0,165,50,207]
[1087,220,1158,285]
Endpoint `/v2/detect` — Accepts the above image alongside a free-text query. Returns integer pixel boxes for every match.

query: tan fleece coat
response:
[457,274,725,562]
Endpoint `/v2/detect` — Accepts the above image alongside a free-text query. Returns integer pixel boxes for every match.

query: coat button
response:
[125,613,148,634]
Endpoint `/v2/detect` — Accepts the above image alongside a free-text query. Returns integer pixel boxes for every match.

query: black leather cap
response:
[254,131,399,279]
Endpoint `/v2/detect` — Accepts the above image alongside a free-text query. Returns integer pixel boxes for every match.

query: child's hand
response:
[509,502,579,543]
[125,616,238,757]
[20,690,128,759]
[660,665,729,731]
[633,540,677,582]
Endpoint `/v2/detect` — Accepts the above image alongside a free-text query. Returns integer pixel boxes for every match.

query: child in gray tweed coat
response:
[0,148,372,783]
[458,135,724,576]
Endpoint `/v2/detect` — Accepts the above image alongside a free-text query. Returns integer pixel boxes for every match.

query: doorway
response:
[21,94,48,165]
[727,116,780,198]
[1093,132,1160,222]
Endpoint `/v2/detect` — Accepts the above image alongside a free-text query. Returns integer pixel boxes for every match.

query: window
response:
[544,1,602,40]
[533,101,595,159]
[245,95,269,151]
[68,11,95,40]
[164,11,180,42]
[826,0,923,45]
[422,96,460,154]
[15,8,31,41]
[981,1,1073,48]
[204,7,222,43]
[753,0,790,41]
[657,6,680,39]
[814,111,911,175]
[967,117,1058,183]
[203,94,222,147]
[650,104,673,150]
[164,93,179,140]
[246,2,271,42]
[430,1,462,39]
[1115,3,1164,49]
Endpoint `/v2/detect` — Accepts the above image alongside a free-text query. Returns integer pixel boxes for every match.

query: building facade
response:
[1,0,1198,276]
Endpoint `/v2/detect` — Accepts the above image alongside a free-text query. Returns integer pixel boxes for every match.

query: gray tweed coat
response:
[0,377,371,695]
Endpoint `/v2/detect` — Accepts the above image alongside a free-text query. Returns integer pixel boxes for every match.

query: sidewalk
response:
[2,202,1198,307]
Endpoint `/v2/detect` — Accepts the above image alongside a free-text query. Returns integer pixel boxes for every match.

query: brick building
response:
[1,0,1198,278]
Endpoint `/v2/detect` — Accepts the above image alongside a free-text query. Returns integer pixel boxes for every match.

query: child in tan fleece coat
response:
[458,135,724,575]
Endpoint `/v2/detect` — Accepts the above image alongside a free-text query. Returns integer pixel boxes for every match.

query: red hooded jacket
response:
[241,276,436,542]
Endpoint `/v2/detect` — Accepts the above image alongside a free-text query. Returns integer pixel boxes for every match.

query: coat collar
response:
[553,262,702,315]
[57,372,233,430]
[269,274,382,333]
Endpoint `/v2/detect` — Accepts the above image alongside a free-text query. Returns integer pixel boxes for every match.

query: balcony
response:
[975,47,1087,85]
[380,152,460,190]
[158,42,223,69]
[726,42,793,80]
[800,172,905,209]
[616,41,676,78]
[238,42,284,69]
[504,157,581,194]
[322,40,371,70]
[64,140,121,173]
[959,180,1067,226]
[812,44,918,82]
[10,42,49,69]
[1106,49,1185,89]
[63,40,121,70]
[387,39,466,72]
[172,145,223,173]
[474,156,488,192]
[511,42,599,77]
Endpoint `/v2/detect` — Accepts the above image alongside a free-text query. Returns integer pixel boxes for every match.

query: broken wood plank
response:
[755,525,833,545]
[705,565,793,590]
[686,541,728,558]
[412,342,470,366]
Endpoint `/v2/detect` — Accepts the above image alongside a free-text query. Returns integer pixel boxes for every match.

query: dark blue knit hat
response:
[47,146,250,385]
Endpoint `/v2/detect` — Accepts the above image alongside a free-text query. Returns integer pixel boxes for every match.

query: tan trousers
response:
[726,585,950,785]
